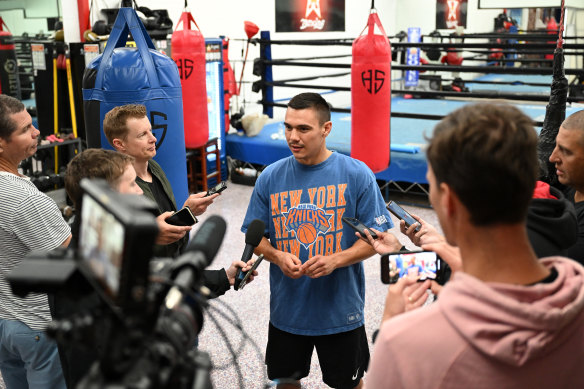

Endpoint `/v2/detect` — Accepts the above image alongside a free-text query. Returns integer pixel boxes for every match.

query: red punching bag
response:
[545,17,558,60]
[351,10,391,173]
[222,37,237,130]
[171,11,209,148]
[0,17,20,99]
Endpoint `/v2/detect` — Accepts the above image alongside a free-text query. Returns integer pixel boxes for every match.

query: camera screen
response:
[79,194,126,298]
[383,251,439,284]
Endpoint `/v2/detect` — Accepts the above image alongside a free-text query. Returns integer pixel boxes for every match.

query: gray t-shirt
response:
[0,172,70,330]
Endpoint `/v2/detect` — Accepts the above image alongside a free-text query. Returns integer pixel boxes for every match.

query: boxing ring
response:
[226,96,584,189]
[225,27,584,197]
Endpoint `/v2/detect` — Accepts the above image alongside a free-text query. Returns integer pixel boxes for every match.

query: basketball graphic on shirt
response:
[283,203,333,249]
[296,222,318,245]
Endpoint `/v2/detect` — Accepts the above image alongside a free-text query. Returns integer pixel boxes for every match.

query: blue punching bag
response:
[82,7,188,206]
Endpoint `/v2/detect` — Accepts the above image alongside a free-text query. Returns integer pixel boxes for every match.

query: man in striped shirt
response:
[0,95,71,388]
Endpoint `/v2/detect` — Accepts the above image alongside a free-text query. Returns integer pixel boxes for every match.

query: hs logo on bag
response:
[175,59,193,80]
[361,69,385,94]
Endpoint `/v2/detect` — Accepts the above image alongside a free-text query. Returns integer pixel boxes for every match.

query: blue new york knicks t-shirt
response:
[242,152,392,336]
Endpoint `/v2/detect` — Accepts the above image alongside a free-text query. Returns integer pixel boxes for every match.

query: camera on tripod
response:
[7,179,226,389]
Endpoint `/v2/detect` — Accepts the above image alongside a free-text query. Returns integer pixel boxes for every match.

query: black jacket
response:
[562,188,584,265]
[527,186,578,259]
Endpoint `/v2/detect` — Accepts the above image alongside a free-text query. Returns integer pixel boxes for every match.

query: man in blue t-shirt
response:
[242,92,393,389]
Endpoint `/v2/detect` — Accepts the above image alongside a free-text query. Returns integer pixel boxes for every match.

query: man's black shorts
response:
[266,322,369,389]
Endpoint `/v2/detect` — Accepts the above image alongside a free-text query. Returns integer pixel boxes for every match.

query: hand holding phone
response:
[236,254,264,290]
[342,216,378,239]
[386,201,421,232]
[205,181,227,197]
[380,251,446,285]
[165,206,197,226]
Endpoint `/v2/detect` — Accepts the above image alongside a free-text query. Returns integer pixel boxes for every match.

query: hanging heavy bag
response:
[222,37,237,131]
[82,7,188,206]
[351,10,391,173]
[171,11,209,148]
[0,17,21,99]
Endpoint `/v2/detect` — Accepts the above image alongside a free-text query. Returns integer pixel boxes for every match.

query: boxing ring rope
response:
[269,73,557,89]
[427,33,580,40]
[428,77,550,87]
[276,72,351,83]
[262,60,584,76]
[264,79,578,105]
[434,48,584,55]
[252,39,584,50]
[258,98,545,128]
[255,55,584,112]
[259,100,464,123]
[276,54,351,61]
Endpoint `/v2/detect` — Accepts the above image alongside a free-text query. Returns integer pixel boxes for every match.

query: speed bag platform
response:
[82,7,188,206]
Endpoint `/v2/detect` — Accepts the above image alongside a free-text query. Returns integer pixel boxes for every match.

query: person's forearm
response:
[61,234,72,248]
[331,239,377,268]
[255,237,281,264]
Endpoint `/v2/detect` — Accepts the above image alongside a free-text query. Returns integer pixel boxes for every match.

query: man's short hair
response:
[103,104,147,146]
[65,148,135,207]
[427,103,538,226]
[0,95,25,140]
[287,92,331,125]
[562,110,584,132]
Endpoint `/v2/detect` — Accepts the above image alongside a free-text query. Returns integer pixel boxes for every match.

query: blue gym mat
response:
[468,74,552,94]
[226,96,584,185]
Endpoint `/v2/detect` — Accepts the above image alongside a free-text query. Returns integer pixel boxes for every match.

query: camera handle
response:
[190,350,213,389]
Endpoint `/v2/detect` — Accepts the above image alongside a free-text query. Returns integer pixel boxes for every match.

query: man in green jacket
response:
[103,104,218,258]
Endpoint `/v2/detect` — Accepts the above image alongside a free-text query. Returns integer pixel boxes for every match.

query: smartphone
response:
[205,181,227,197]
[236,254,264,290]
[380,251,446,285]
[386,201,421,232]
[165,206,197,226]
[342,216,378,239]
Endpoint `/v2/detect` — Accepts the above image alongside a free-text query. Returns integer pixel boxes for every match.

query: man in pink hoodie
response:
[366,103,584,388]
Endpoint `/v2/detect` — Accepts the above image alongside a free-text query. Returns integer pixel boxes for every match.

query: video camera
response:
[7,179,226,389]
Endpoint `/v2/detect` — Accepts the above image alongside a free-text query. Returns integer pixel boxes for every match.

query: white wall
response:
[1,9,49,36]
[1,0,61,36]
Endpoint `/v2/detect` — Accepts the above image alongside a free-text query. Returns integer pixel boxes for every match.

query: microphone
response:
[234,219,265,290]
[165,215,227,310]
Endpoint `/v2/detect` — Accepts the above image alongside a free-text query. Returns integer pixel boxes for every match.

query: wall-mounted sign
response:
[276,0,345,32]
[436,0,468,29]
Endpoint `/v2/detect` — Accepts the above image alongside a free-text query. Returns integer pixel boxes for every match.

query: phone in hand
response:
[205,181,227,197]
[380,250,447,285]
[386,201,421,232]
[165,206,197,226]
[237,254,264,290]
[342,216,378,239]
